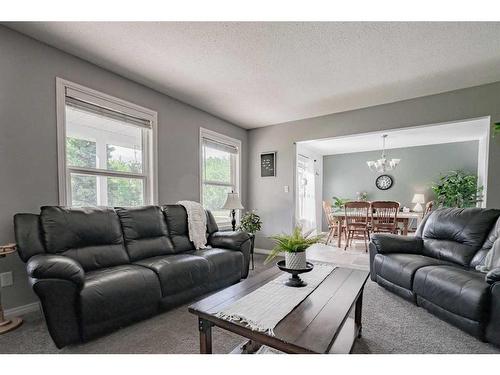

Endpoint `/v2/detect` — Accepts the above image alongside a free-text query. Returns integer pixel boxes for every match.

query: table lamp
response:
[412,193,425,213]
[222,192,244,231]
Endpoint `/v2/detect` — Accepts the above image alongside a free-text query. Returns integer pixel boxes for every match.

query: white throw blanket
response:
[477,219,500,273]
[215,263,335,336]
[477,238,500,273]
[177,200,208,250]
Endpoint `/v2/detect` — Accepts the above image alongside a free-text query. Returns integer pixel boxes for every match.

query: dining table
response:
[329,211,423,248]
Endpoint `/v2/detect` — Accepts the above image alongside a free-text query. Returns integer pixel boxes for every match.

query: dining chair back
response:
[344,201,370,227]
[424,200,434,217]
[344,201,371,252]
[371,201,400,234]
[322,201,335,244]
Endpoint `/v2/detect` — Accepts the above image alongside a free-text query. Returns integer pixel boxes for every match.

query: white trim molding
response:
[4,301,41,318]
[56,78,158,206]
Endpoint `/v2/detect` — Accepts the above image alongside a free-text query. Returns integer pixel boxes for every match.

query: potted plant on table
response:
[332,196,349,212]
[264,226,324,269]
[238,210,262,244]
[238,211,262,268]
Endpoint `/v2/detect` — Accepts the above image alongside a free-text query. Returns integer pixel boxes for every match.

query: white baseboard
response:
[4,301,41,317]
[254,248,272,255]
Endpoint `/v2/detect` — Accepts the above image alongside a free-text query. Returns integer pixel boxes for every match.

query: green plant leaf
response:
[238,211,262,234]
[431,170,483,208]
[264,226,325,264]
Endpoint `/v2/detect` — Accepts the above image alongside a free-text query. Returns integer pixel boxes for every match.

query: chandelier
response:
[366,134,401,173]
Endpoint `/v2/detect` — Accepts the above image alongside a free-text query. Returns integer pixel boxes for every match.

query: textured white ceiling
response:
[5,22,500,129]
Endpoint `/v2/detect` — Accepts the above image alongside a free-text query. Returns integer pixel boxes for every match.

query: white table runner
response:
[215,263,335,336]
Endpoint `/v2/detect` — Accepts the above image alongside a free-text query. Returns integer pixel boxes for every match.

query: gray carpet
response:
[1,254,498,354]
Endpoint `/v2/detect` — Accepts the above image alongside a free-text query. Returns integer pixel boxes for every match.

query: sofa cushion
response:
[373,253,450,290]
[421,208,500,266]
[80,264,161,326]
[40,206,129,271]
[162,205,195,253]
[414,265,491,322]
[134,254,210,296]
[116,206,175,261]
[196,248,243,281]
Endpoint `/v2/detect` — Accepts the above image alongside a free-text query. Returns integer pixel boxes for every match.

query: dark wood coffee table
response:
[188,266,369,354]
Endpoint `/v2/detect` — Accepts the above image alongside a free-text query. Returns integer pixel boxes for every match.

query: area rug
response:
[1,254,499,354]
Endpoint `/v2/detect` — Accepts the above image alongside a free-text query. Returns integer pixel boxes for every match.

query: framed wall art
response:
[260,151,276,177]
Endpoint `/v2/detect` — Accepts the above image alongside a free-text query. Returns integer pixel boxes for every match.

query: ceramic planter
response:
[285,251,307,270]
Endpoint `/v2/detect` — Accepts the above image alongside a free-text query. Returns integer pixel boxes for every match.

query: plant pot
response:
[285,251,307,270]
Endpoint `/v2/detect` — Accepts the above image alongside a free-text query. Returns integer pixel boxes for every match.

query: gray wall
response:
[322,141,479,231]
[0,26,248,310]
[249,84,500,250]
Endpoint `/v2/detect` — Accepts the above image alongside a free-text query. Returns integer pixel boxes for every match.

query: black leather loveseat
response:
[14,205,252,348]
[369,207,500,347]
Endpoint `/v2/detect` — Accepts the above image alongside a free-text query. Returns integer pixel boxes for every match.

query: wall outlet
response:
[0,272,13,287]
[284,185,289,193]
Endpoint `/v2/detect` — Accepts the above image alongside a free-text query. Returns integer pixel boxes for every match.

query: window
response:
[200,128,241,227]
[57,78,157,207]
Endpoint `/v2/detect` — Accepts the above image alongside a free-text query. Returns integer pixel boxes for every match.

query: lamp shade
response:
[222,192,244,210]
[412,193,425,204]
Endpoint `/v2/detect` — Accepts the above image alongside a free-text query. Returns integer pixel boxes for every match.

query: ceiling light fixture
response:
[366,134,401,173]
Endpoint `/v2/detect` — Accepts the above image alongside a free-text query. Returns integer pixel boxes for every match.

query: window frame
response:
[56,78,158,207]
[199,127,242,229]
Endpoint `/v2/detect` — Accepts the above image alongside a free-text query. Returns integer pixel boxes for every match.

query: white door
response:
[296,154,316,233]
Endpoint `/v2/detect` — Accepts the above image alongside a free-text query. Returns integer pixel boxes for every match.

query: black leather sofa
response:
[14,205,252,348]
[369,207,500,346]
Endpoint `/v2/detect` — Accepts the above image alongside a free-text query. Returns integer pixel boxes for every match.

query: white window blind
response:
[65,97,152,129]
[57,79,158,207]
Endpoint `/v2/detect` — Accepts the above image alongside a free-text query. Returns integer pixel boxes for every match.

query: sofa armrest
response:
[486,282,500,346]
[486,267,500,285]
[208,231,251,251]
[369,234,423,281]
[27,254,85,289]
[370,234,423,255]
[208,231,252,278]
[26,254,85,348]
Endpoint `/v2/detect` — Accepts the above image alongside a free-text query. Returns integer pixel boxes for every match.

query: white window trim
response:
[199,128,242,229]
[56,77,158,206]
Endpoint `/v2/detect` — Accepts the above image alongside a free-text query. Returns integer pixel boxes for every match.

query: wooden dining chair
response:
[344,201,371,252]
[371,201,400,234]
[322,201,343,245]
[423,200,434,218]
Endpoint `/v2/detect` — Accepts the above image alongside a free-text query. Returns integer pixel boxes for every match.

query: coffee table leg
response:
[355,288,363,338]
[199,318,213,354]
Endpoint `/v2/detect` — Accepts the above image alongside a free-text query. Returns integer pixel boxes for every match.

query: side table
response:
[0,243,23,334]
[249,233,255,270]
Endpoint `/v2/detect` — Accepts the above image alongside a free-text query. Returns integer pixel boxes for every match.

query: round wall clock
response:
[376,174,393,190]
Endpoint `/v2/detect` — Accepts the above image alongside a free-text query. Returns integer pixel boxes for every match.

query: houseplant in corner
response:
[431,170,483,208]
[495,122,500,137]
[265,226,324,269]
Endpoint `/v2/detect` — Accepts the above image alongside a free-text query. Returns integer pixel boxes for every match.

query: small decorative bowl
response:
[276,260,314,287]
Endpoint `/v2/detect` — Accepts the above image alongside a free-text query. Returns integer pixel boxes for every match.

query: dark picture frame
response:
[260,151,276,177]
